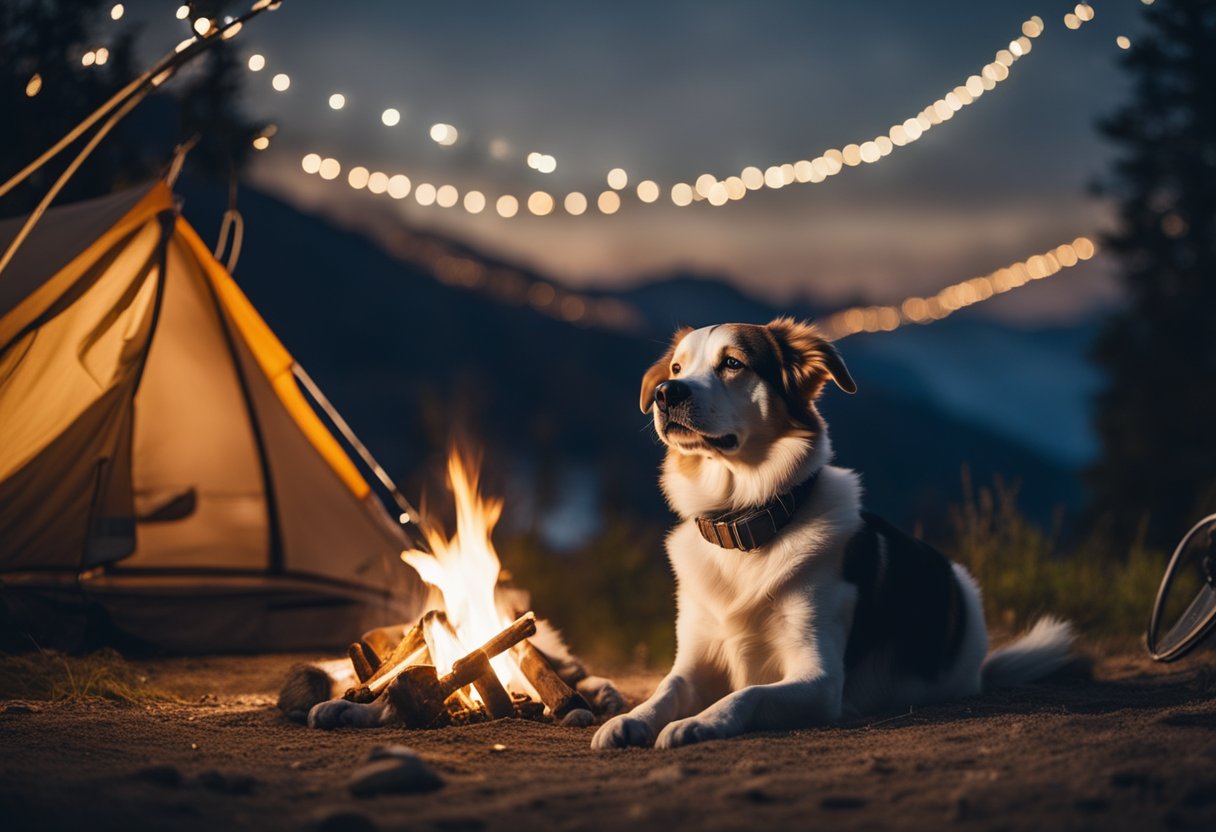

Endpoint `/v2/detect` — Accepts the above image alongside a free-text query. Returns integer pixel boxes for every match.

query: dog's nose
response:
[654,380,690,413]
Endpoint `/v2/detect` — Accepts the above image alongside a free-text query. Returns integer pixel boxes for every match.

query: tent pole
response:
[291,363,431,551]
[0,2,284,271]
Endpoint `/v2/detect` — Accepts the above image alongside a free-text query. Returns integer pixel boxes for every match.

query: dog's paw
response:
[307,698,385,730]
[655,717,724,749]
[577,676,626,717]
[590,714,655,749]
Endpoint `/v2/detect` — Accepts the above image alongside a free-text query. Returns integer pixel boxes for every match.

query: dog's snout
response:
[654,380,691,413]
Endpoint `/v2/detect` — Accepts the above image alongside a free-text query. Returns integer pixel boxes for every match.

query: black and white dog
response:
[592,319,1074,750]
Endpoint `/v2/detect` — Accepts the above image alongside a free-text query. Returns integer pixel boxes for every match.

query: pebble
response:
[348,747,444,797]
[561,708,595,728]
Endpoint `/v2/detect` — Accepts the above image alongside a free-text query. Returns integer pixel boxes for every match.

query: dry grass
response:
[949,470,1167,639]
[0,648,181,704]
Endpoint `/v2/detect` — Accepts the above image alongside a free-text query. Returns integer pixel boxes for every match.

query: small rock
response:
[278,664,334,722]
[198,769,257,795]
[314,810,378,832]
[348,756,444,797]
[561,708,595,728]
[135,764,183,787]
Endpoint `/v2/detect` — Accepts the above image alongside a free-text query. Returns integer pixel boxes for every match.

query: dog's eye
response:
[671,363,681,375]
[723,356,744,370]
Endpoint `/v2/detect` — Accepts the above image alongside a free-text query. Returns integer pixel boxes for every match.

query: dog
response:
[591,318,1074,750]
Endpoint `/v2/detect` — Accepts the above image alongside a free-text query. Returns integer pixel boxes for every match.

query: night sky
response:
[133,1,1148,323]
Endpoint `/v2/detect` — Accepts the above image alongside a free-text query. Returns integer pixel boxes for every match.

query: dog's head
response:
[639,318,855,463]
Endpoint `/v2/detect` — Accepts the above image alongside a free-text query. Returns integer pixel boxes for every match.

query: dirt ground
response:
[1,650,1215,832]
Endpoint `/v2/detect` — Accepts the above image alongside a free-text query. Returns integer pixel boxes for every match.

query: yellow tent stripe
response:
[175,218,371,500]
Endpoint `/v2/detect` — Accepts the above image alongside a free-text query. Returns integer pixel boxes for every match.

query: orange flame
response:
[401,451,533,696]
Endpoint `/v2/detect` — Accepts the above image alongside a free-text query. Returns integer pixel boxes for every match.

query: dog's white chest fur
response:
[666,464,863,692]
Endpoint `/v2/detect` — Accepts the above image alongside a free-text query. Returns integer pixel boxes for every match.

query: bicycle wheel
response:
[1148,513,1216,662]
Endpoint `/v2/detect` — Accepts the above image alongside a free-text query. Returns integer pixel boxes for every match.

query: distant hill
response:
[177,180,1093,542]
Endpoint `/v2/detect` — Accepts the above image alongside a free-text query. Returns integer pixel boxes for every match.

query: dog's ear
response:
[639,327,692,413]
[765,317,857,404]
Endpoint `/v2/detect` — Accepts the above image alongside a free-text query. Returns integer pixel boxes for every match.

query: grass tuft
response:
[0,648,182,704]
[949,470,1167,640]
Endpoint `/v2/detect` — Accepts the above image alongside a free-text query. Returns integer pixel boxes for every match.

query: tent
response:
[0,182,428,652]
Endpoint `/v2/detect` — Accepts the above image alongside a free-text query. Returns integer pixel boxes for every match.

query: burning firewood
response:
[342,616,431,703]
[514,640,592,719]
[386,612,537,728]
[421,611,515,720]
[347,642,378,683]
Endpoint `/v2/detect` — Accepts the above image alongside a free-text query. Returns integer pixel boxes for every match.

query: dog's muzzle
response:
[653,380,691,414]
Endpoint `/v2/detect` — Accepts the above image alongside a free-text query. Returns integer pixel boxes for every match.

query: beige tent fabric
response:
[0,182,427,650]
[123,233,269,571]
[0,221,161,482]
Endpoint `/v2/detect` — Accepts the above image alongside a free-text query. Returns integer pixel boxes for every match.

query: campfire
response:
[339,452,591,728]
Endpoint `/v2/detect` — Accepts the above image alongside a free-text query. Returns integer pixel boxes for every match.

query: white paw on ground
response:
[591,714,655,749]
[655,717,724,749]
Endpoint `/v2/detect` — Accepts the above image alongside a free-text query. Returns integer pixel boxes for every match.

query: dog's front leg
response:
[654,672,843,749]
[591,668,708,749]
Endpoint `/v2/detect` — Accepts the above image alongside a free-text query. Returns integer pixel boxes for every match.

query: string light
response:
[287,14,1131,226]
[564,192,587,215]
[25,74,41,97]
[328,93,346,110]
[820,237,1098,340]
[260,15,1072,207]
[252,136,270,150]
[597,190,621,215]
[271,73,290,91]
[193,17,212,37]
[463,191,486,213]
[247,54,265,71]
[430,123,458,146]
[496,195,519,218]
[387,174,411,199]
[1116,35,1131,50]
[110,4,124,21]
[175,5,189,20]
[414,183,436,205]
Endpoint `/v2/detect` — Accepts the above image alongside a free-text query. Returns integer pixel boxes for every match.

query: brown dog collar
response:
[695,470,821,552]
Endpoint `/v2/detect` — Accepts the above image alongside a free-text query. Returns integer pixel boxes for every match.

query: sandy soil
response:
[2,651,1215,832]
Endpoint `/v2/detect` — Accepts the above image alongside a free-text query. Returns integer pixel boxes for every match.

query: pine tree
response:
[1089,0,1216,547]
[1,1,260,216]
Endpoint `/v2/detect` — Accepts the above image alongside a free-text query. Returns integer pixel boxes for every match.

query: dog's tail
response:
[981,616,1076,690]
